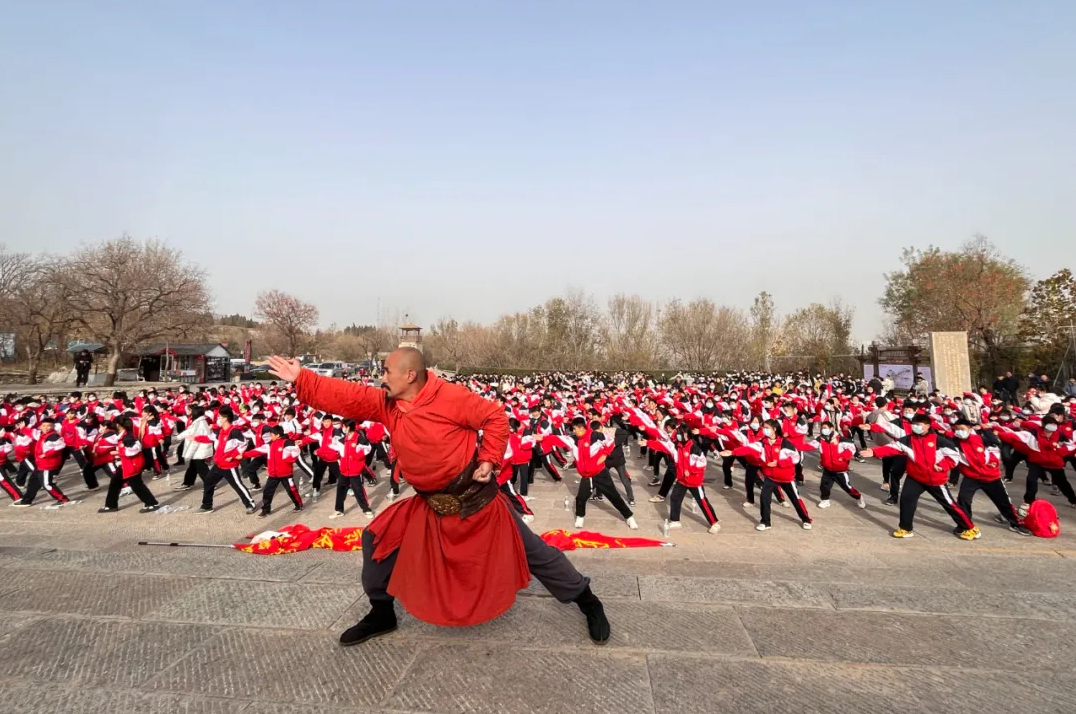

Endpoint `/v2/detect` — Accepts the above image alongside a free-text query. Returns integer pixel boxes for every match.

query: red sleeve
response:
[294,370,389,424]
[453,386,509,466]
[869,443,902,458]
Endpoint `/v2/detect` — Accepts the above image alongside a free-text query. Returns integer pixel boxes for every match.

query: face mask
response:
[750,422,760,430]
[1000,416,1010,422]
[954,430,970,440]
[762,428,775,438]
[1045,424,1058,433]
[912,424,928,435]
[903,411,914,419]
[821,428,833,437]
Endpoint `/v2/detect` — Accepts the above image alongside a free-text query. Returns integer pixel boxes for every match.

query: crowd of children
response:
[2,370,1073,540]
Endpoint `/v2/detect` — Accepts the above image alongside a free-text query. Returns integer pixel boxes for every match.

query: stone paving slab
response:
[737,607,1076,669]
[2,569,199,618]
[521,572,640,599]
[384,644,653,714]
[646,656,1076,714]
[639,575,834,609]
[0,618,220,688]
[0,683,248,714]
[147,628,421,707]
[829,582,1076,621]
[299,557,364,585]
[146,580,362,630]
[530,599,758,655]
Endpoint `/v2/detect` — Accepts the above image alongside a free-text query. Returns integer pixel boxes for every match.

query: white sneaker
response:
[802,522,812,530]
[667,520,682,529]
[574,516,584,529]
[722,485,732,490]
[387,491,397,502]
[1018,504,1029,518]
[708,523,721,534]
[521,514,534,524]
[742,501,754,509]
[780,499,791,508]
[818,499,831,509]
[755,523,770,531]
[329,511,345,519]
[879,482,889,491]
[522,496,533,502]
[625,516,639,530]
[648,495,665,503]
[857,496,867,509]
[363,510,374,519]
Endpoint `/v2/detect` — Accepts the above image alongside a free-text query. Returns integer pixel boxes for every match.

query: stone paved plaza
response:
[2,451,1076,713]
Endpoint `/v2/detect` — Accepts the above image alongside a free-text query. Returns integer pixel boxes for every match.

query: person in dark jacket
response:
[605,416,635,505]
[74,350,93,388]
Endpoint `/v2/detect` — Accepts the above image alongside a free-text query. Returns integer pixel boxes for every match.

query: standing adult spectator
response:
[913,373,930,398]
[1003,372,1020,400]
[1065,378,1076,398]
[74,349,92,388]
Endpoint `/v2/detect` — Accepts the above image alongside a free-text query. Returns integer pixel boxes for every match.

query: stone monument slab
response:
[928,331,971,396]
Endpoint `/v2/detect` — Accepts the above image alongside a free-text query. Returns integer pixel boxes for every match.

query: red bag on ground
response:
[1023,500,1061,538]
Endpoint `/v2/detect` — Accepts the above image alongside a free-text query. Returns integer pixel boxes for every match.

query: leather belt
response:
[417,460,499,520]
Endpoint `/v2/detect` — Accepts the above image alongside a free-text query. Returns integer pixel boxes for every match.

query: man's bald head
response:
[382,347,429,400]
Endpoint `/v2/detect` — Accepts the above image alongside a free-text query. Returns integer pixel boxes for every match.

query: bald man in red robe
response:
[267,349,610,645]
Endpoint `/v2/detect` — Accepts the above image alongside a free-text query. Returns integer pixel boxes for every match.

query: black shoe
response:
[139,504,161,513]
[197,505,213,513]
[885,497,898,505]
[250,485,262,492]
[174,484,193,491]
[176,459,186,466]
[573,586,610,645]
[258,512,269,518]
[339,601,398,646]
[1010,523,1032,536]
[245,507,258,515]
[647,479,660,488]
[293,505,303,512]
[97,506,119,513]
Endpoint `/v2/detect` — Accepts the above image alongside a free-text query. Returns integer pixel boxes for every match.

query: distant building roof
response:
[135,343,232,357]
[400,323,422,331]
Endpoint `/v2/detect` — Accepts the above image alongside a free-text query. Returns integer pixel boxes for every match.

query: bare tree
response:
[749,290,777,371]
[64,236,212,386]
[0,249,76,384]
[660,299,751,371]
[253,290,319,357]
[427,317,466,370]
[604,294,661,369]
[354,326,396,365]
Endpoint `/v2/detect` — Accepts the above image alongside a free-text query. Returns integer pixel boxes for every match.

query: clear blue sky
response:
[2,1,1073,343]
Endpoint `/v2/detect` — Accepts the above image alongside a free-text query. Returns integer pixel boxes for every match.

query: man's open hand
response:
[267,356,302,382]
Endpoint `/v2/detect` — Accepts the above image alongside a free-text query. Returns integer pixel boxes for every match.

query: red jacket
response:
[213,426,247,470]
[954,431,1002,482]
[61,418,80,448]
[244,439,301,478]
[508,431,536,465]
[340,433,372,477]
[869,431,961,486]
[312,426,344,462]
[674,439,707,488]
[92,432,118,467]
[571,430,614,478]
[116,434,146,477]
[803,436,857,473]
[34,431,66,471]
[757,437,800,483]
[994,424,1076,470]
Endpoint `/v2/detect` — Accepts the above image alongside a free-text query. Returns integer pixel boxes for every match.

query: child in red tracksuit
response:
[952,419,1030,536]
[331,420,374,519]
[310,415,344,494]
[507,418,538,498]
[99,416,160,513]
[801,421,866,510]
[725,420,811,531]
[244,426,304,517]
[565,417,637,530]
[861,414,976,539]
[12,416,69,506]
[0,434,22,502]
[497,435,534,522]
[993,414,1076,511]
[664,424,720,534]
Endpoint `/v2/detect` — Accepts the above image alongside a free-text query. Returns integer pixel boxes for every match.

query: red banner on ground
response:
[234,524,672,555]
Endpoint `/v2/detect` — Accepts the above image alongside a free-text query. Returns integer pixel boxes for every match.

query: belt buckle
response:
[427,493,461,516]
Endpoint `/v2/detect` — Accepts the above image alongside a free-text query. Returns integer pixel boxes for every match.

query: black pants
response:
[69,449,98,489]
[499,479,533,515]
[313,460,341,491]
[1,465,23,501]
[897,478,974,532]
[295,456,315,483]
[1002,446,1024,481]
[75,368,90,387]
[958,477,1018,526]
[361,505,589,605]
[182,459,210,487]
[261,475,303,514]
[15,459,34,488]
[530,450,562,482]
[656,456,677,497]
[669,483,718,525]
[335,475,372,513]
[20,469,68,505]
[744,464,783,504]
[819,469,862,501]
[1024,463,1076,505]
[104,469,158,509]
[759,478,810,526]
[242,456,266,488]
[202,465,255,509]
[887,457,907,500]
[512,463,533,496]
[173,419,186,463]
[722,455,748,488]
[608,463,634,502]
[576,470,633,519]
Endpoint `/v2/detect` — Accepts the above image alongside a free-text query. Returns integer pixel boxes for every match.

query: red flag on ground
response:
[233,524,364,555]
[539,529,674,550]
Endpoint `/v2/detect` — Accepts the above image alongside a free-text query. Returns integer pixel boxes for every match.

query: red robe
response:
[295,369,527,627]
